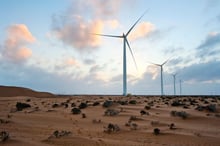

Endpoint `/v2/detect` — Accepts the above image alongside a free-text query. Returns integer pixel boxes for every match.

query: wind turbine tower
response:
[179,79,182,96]
[94,10,148,96]
[151,59,169,96]
[172,73,177,96]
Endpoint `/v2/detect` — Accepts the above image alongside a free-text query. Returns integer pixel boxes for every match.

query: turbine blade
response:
[162,56,173,66]
[148,61,161,66]
[126,9,149,36]
[162,59,169,66]
[125,37,138,70]
[92,33,122,38]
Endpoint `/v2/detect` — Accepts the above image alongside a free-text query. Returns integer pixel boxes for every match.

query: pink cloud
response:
[51,0,123,52]
[1,24,35,63]
[53,17,103,50]
[7,24,35,43]
[129,22,155,41]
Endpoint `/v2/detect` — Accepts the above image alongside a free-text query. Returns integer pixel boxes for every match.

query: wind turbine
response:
[94,10,148,96]
[172,73,177,96]
[150,59,169,96]
[179,79,182,96]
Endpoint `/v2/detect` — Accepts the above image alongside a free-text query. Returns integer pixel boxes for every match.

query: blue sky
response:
[0,0,220,95]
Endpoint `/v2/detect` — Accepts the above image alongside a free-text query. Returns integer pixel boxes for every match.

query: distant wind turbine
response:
[179,79,182,96]
[172,73,177,96]
[150,59,169,96]
[94,10,148,96]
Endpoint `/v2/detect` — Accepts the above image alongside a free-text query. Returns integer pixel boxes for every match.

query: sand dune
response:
[0,85,54,97]
[0,86,220,145]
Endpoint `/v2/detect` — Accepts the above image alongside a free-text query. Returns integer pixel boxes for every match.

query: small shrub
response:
[103,101,113,108]
[170,111,188,119]
[26,99,31,102]
[140,110,149,116]
[71,108,81,114]
[71,103,76,107]
[117,100,128,105]
[0,131,9,142]
[104,123,120,133]
[92,119,101,123]
[64,103,68,108]
[151,121,159,126]
[104,109,119,116]
[195,104,217,112]
[207,104,217,112]
[129,116,138,121]
[129,100,137,105]
[78,102,87,109]
[93,101,100,106]
[0,119,10,124]
[16,102,31,111]
[52,130,71,138]
[130,123,138,130]
[169,123,175,130]
[145,105,151,110]
[171,100,183,106]
[153,128,160,135]
[52,103,59,108]
[82,113,86,118]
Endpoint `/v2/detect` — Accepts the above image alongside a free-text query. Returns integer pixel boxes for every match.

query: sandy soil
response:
[1,93,220,146]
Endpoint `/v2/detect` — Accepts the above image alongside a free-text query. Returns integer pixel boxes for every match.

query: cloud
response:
[197,32,220,50]
[1,24,35,63]
[52,15,103,50]
[88,1,122,18]
[180,60,220,82]
[83,58,96,65]
[145,64,159,80]
[88,64,109,82]
[129,22,155,41]
[196,31,220,58]
[55,57,80,70]
[106,19,120,29]
[51,0,124,52]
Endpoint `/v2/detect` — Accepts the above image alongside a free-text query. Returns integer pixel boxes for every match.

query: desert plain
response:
[0,86,220,146]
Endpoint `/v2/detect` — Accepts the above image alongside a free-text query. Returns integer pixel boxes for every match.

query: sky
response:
[0,0,220,95]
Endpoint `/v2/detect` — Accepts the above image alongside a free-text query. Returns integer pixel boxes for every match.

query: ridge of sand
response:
[0,85,54,97]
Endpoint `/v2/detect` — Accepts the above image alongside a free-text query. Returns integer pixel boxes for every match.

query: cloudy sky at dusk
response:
[0,0,220,95]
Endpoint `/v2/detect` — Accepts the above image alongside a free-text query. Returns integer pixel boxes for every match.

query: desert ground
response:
[0,86,220,146]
